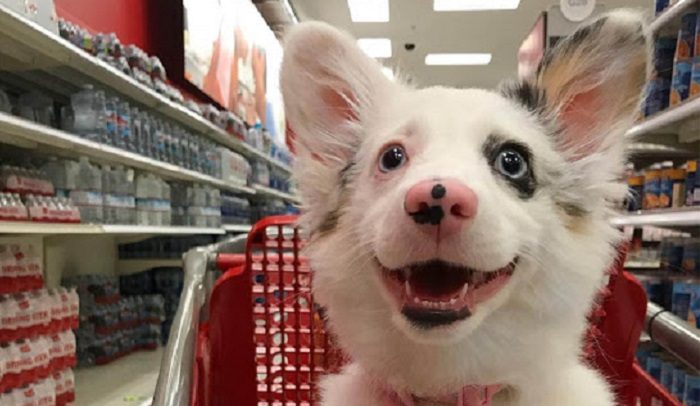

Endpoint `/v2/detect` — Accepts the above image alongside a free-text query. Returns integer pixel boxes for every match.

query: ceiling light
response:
[382,67,395,81]
[433,0,520,11]
[425,53,492,65]
[357,38,392,59]
[348,0,389,22]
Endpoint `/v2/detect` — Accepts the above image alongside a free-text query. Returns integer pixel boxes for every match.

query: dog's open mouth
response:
[381,259,517,328]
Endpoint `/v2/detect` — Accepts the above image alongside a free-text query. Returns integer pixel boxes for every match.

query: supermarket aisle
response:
[75,348,162,406]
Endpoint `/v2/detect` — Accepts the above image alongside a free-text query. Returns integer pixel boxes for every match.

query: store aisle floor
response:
[75,348,164,406]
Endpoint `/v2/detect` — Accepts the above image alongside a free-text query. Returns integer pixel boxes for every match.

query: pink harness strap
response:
[385,384,501,406]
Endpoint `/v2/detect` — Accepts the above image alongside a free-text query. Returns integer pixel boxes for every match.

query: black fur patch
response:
[339,161,355,188]
[482,135,537,199]
[500,80,547,115]
[318,208,341,235]
[315,163,356,237]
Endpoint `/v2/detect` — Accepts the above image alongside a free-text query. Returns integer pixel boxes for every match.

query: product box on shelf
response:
[671,281,700,327]
[670,12,697,106]
[637,342,700,404]
[0,237,43,295]
[628,159,699,212]
[218,147,251,187]
[0,288,79,343]
[63,274,165,366]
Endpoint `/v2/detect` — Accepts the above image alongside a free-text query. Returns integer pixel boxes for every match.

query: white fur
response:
[281,9,649,406]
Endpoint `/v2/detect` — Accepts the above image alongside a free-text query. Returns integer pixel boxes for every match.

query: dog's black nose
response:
[431,184,446,199]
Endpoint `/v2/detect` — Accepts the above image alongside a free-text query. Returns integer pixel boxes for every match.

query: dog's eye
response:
[378,145,407,172]
[495,149,528,179]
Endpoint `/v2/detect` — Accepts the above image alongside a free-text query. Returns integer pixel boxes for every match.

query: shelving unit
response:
[649,0,699,34]
[0,4,292,175]
[626,96,700,140]
[253,184,301,204]
[611,208,700,228]
[222,224,253,233]
[0,221,226,235]
[0,111,257,196]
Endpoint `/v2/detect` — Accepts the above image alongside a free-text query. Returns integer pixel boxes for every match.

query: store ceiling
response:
[288,0,649,89]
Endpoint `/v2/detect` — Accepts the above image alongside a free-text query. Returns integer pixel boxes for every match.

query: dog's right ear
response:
[281,22,394,167]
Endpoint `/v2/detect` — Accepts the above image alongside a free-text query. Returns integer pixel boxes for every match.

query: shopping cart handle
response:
[216,253,247,272]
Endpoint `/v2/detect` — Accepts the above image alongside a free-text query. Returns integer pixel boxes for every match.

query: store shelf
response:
[630,270,700,282]
[101,225,225,235]
[0,221,225,235]
[650,0,699,34]
[252,185,301,204]
[624,260,661,269]
[0,5,291,176]
[118,259,183,275]
[625,96,700,139]
[75,347,162,406]
[611,207,700,227]
[0,111,256,196]
[0,222,100,234]
[626,142,696,158]
[222,224,253,233]
[242,144,294,173]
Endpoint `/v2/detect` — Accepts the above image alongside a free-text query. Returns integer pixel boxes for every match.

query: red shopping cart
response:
[153,215,695,406]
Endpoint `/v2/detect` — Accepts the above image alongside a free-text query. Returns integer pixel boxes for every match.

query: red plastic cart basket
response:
[153,215,691,406]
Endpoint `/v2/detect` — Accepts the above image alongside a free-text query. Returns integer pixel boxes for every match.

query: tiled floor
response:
[75,348,163,406]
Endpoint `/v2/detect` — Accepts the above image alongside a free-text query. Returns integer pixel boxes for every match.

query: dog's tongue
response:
[408,264,469,299]
[398,263,513,313]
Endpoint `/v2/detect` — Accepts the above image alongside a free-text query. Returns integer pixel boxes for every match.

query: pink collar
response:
[384,384,502,406]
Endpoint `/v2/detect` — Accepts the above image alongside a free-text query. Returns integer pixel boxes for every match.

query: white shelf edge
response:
[101,224,225,235]
[650,0,699,34]
[610,208,700,227]
[252,185,301,204]
[0,5,291,176]
[222,224,252,232]
[626,96,700,138]
[0,222,101,234]
[0,222,225,235]
[0,111,256,196]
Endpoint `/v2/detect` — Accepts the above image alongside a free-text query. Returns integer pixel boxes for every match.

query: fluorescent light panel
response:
[434,0,520,11]
[425,53,492,65]
[357,38,392,58]
[348,0,389,22]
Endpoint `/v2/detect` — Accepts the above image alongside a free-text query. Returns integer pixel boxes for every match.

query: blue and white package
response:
[671,282,700,328]
[661,360,676,390]
[685,374,700,406]
[673,367,687,401]
[646,355,663,381]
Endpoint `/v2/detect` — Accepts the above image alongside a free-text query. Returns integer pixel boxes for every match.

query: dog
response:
[281,9,649,406]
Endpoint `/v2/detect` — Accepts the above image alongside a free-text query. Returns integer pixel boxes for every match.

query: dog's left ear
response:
[511,10,649,158]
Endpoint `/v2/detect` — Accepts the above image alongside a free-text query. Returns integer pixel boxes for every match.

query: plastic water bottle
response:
[102,165,115,223]
[71,85,101,141]
[104,96,119,147]
[117,101,133,151]
[70,157,103,223]
[131,107,143,154]
[122,167,136,224]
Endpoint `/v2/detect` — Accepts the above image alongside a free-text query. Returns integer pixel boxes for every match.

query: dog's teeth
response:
[449,298,457,305]
[404,281,412,297]
[413,297,421,304]
[460,284,469,299]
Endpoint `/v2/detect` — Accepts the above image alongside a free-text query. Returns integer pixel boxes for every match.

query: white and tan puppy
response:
[281,10,649,406]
